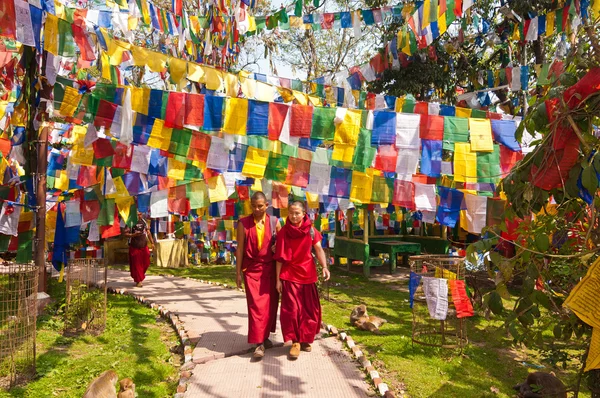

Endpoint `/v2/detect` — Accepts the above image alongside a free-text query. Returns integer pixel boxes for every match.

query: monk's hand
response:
[276,278,282,294]
[322,267,331,281]
[236,273,243,289]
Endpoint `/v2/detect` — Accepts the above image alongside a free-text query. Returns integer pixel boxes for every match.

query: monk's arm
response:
[313,241,330,281]
[276,261,282,280]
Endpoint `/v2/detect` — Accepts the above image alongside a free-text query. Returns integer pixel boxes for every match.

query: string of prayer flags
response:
[436,186,464,228]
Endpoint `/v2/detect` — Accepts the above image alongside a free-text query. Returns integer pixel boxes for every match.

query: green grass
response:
[142,263,590,397]
[0,278,181,398]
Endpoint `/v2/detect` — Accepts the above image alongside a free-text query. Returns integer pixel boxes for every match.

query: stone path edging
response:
[323,323,396,398]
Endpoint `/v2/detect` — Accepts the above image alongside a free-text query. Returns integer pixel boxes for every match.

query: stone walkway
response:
[106,270,372,398]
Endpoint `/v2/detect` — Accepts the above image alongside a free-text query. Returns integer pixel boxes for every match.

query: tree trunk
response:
[589,369,600,398]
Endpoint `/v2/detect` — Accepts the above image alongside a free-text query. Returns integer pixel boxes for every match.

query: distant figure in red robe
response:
[236,192,280,359]
[124,213,152,287]
[274,201,330,359]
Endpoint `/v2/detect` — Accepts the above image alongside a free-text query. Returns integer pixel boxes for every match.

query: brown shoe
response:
[136,282,143,287]
[289,342,300,359]
[253,344,265,359]
[300,343,312,352]
[264,338,274,349]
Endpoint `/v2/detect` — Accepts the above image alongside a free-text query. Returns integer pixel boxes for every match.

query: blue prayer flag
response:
[247,100,269,136]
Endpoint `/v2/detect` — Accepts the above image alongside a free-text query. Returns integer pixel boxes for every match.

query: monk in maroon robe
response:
[274,201,330,359]
[236,192,279,359]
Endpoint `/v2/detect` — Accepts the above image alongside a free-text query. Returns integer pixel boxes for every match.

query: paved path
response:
[106,270,371,398]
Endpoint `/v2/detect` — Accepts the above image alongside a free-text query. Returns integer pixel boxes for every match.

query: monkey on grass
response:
[350,304,387,334]
[513,372,567,398]
[82,370,118,398]
[117,378,136,398]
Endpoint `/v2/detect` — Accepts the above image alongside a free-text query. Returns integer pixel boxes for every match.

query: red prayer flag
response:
[271,182,289,209]
[165,92,186,129]
[449,280,474,318]
[184,93,204,127]
[71,24,96,61]
[94,100,117,129]
[112,142,133,169]
[101,206,121,239]
[321,13,334,29]
[414,102,428,115]
[286,157,310,188]
[420,115,444,140]
[454,0,463,16]
[168,197,190,214]
[189,131,211,165]
[374,145,398,172]
[0,138,10,157]
[290,104,313,138]
[237,185,249,201]
[81,200,100,223]
[499,144,523,176]
[92,138,115,158]
[76,165,98,187]
[268,102,289,140]
[392,180,415,210]
[0,1,17,39]
[563,67,600,109]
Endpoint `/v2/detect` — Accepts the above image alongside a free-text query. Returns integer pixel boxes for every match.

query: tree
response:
[468,18,600,396]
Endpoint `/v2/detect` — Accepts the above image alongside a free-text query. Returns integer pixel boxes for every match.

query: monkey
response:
[82,370,118,398]
[513,372,567,398]
[117,378,136,398]
[350,304,387,334]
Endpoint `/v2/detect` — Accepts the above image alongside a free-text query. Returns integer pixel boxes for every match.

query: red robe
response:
[274,215,322,344]
[240,215,279,344]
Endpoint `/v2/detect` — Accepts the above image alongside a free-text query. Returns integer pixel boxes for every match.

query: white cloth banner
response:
[395,113,421,149]
[150,190,168,218]
[422,277,449,320]
[414,183,437,211]
[465,193,488,234]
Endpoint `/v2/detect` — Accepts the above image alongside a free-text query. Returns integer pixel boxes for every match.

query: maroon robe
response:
[240,215,279,344]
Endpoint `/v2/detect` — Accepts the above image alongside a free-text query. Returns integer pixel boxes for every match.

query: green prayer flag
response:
[0,234,10,252]
[295,0,303,17]
[255,17,267,31]
[16,231,33,263]
[443,116,469,151]
[58,19,76,56]
[471,109,487,118]
[310,107,336,140]
[170,129,193,157]
[98,199,115,227]
[265,153,289,182]
[188,181,209,209]
[291,80,303,91]
[184,163,202,181]
[352,128,376,171]
[371,175,393,203]
[477,145,501,183]
[267,14,279,30]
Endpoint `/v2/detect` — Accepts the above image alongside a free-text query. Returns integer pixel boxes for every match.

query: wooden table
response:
[369,241,421,274]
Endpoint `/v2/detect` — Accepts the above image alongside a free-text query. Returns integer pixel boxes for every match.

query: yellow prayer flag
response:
[0,101,8,121]
[306,192,320,209]
[107,38,130,66]
[204,67,223,91]
[116,197,134,221]
[223,73,239,97]
[207,175,228,203]
[593,0,600,19]
[101,52,112,81]
[44,14,59,55]
[169,58,188,85]
[139,0,151,24]
[46,210,57,242]
[248,16,257,32]
[183,221,191,235]
[188,62,206,82]
[292,91,308,105]
[586,328,600,371]
[455,107,472,118]
[255,82,276,102]
[422,0,431,30]
[147,119,173,151]
[59,86,82,117]
[438,13,447,35]
[54,0,65,18]
[167,158,186,180]
[546,11,555,37]
[54,170,70,191]
[277,87,294,103]
[350,169,373,204]
[564,256,600,330]
[223,98,248,136]
[395,97,405,112]
[334,109,361,145]
[307,95,322,106]
[242,147,269,178]
[106,176,130,199]
[469,118,494,152]
[240,72,256,98]
[435,267,457,279]
[454,142,477,183]
[331,143,355,163]
[131,87,150,114]
[250,178,262,192]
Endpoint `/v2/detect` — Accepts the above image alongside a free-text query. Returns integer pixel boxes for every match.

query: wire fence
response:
[0,263,38,389]
[64,258,107,336]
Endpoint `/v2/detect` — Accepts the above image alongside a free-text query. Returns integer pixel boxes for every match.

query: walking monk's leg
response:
[244,273,277,344]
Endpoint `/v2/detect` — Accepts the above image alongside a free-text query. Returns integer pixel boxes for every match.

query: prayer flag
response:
[223,97,248,135]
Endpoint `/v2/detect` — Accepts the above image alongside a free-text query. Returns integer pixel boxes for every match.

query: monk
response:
[124,212,152,287]
[274,201,330,359]
[236,192,280,359]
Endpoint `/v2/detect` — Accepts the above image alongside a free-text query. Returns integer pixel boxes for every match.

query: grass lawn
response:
[0,278,181,398]
[143,262,590,397]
